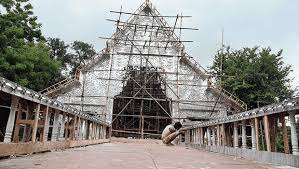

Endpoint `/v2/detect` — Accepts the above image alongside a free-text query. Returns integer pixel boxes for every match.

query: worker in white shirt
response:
[161,122,184,145]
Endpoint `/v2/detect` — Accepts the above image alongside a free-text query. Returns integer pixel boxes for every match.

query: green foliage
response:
[0,42,61,91]
[0,0,61,91]
[71,41,96,66]
[47,38,72,68]
[46,39,97,75]
[0,0,43,50]
[210,47,293,109]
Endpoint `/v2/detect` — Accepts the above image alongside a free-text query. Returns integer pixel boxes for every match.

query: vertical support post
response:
[109,126,112,141]
[242,120,247,149]
[12,100,22,143]
[42,106,49,142]
[71,116,77,140]
[77,117,81,140]
[212,127,216,146]
[32,104,40,143]
[104,126,107,139]
[22,109,29,142]
[65,115,69,140]
[193,129,195,143]
[190,130,193,143]
[51,110,60,141]
[96,123,98,139]
[99,125,102,139]
[4,96,19,143]
[280,114,289,154]
[199,128,202,145]
[185,130,189,143]
[254,118,260,151]
[289,111,299,155]
[86,121,90,140]
[194,129,197,144]
[207,127,211,146]
[92,122,95,140]
[217,125,220,146]
[221,124,227,146]
[59,113,66,140]
[233,122,238,148]
[264,115,271,152]
[251,119,257,150]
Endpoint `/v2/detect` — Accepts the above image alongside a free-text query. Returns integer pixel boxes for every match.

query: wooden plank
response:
[41,106,49,142]
[13,101,22,143]
[263,115,271,152]
[280,113,290,154]
[270,115,277,152]
[31,104,40,143]
[65,115,69,140]
[221,124,227,146]
[71,116,76,140]
[16,119,32,125]
[255,117,260,151]
[217,125,221,146]
[0,139,109,157]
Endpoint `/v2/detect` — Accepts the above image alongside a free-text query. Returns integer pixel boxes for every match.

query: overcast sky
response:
[31,0,299,89]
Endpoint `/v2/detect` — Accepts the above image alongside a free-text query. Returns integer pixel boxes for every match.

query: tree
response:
[0,0,62,91]
[0,0,43,51]
[0,42,61,91]
[70,41,96,73]
[47,38,72,69]
[210,47,293,109]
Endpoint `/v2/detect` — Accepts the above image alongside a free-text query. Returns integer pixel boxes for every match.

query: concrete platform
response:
[0,139,295,169]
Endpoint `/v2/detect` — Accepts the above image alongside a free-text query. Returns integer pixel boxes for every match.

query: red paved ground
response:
[0,139,292,169]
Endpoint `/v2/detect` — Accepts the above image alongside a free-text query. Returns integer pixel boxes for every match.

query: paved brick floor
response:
[0,139,294,169]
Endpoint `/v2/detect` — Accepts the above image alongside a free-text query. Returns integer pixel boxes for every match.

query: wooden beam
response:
[65,115,69,140]
[41,106,49,142]
[217,125,221,146]
[221,124,227,146]
[32,104,40,143]
[280,113,290,154]
[263,115,271,152]
[13,101,22,143]
[255,117,260,151]
[270,115,277,152]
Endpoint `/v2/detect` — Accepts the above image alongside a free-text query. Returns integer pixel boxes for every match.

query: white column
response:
[193,129,196,144]
[194,129,197,144]
[4,96,19,143]
[100,125,103,139]
[43,106,50,142]
[251,119,257,150]
[212,127,216,146]
[207,128,211,146]
[234,122,239,148]
[242,120,247,149]
[51,111,60,141]
[217,125,221,146]
[197,128,200,144]
[199,128,203,145]
[104,126,107,139]
[81,120,85,139]
[59,114,66,140]
[289,112,299,155]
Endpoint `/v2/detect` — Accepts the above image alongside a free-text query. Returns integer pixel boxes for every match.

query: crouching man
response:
[162,122,184,145]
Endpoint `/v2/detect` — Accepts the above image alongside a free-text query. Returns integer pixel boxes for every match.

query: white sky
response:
[30,0,299,89]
